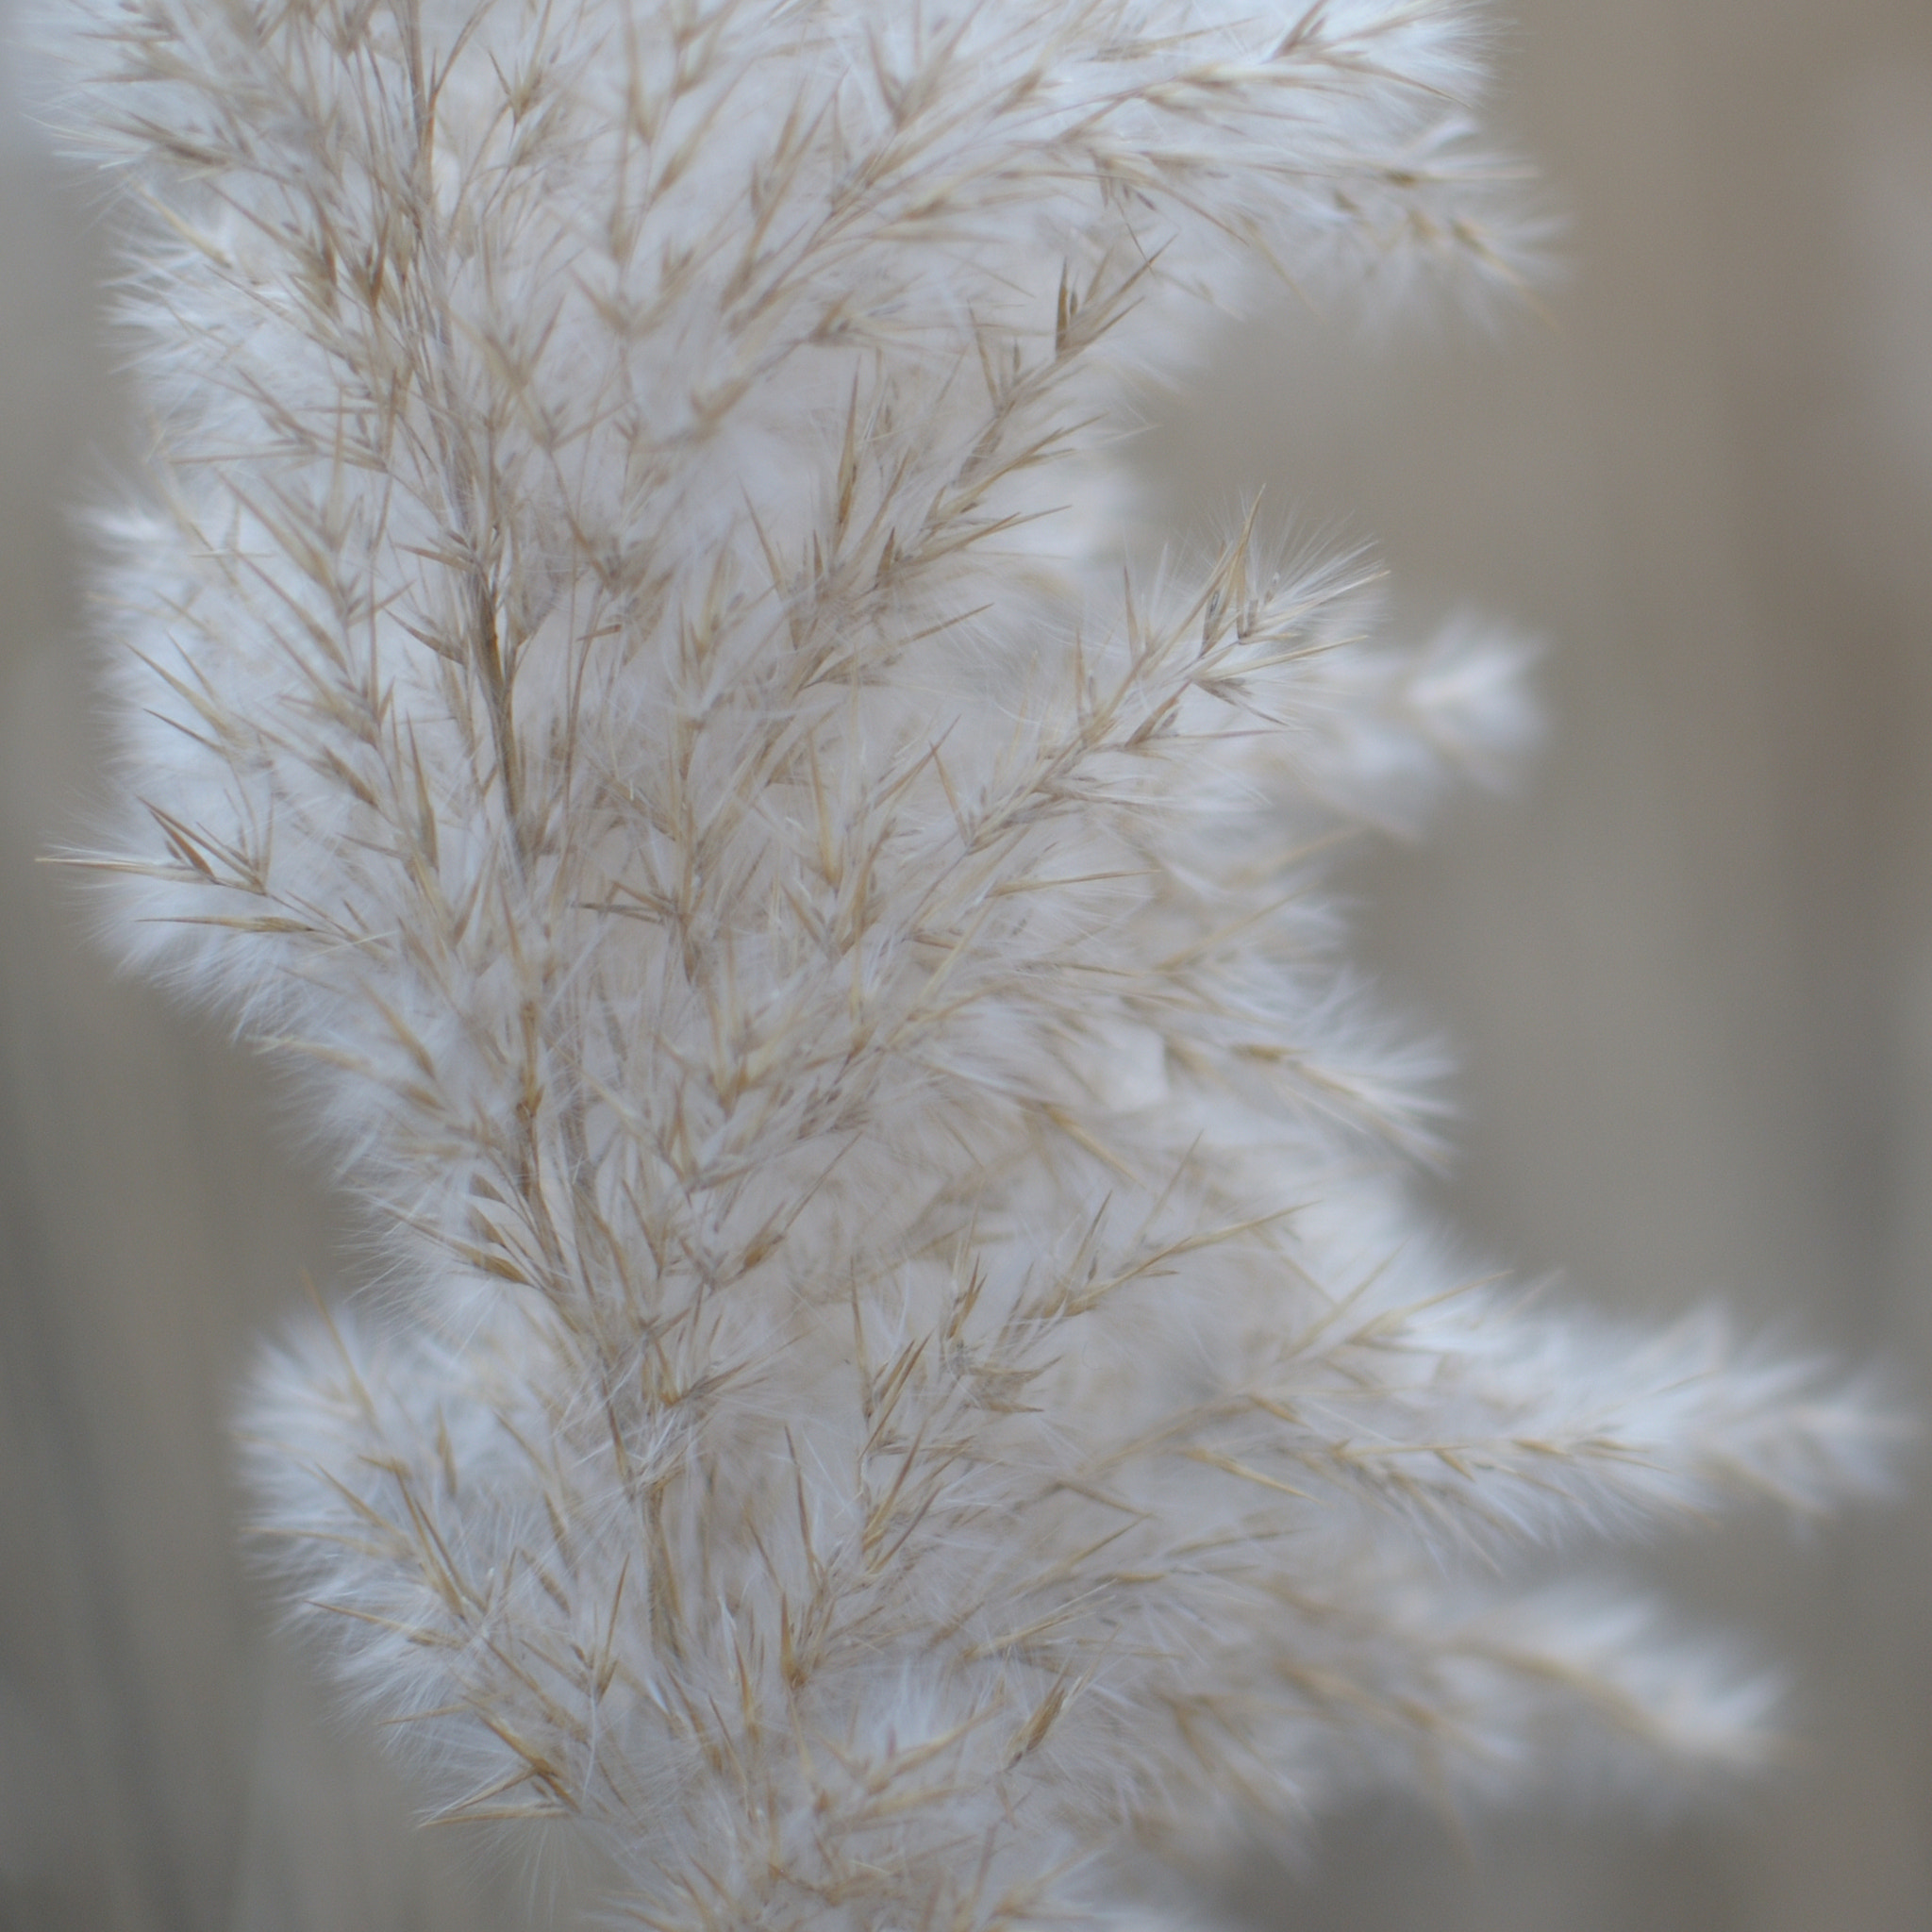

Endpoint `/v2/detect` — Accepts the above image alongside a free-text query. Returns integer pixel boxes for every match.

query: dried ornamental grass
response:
[30,3,1893,1928]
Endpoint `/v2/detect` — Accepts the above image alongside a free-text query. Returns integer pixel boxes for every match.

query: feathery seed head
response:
[30,3,1891,1927]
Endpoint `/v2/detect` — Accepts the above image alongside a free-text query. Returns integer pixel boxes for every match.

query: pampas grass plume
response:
[28,3,1894,1926]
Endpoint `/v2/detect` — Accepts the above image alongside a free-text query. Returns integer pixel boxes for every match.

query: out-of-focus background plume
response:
[3,1,1931,1926]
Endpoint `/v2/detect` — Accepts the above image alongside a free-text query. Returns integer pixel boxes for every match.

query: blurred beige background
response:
[5,1,1932,1926]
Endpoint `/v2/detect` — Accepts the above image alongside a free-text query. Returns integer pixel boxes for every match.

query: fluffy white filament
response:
[35,3,1889,1927]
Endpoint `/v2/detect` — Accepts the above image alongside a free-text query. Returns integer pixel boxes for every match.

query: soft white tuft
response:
[31,2,1890,1927]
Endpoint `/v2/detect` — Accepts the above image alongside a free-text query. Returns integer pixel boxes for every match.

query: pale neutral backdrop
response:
[5,3,1932,1927]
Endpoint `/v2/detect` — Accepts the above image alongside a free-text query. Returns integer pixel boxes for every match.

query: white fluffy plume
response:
[34,3,1889,1927]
